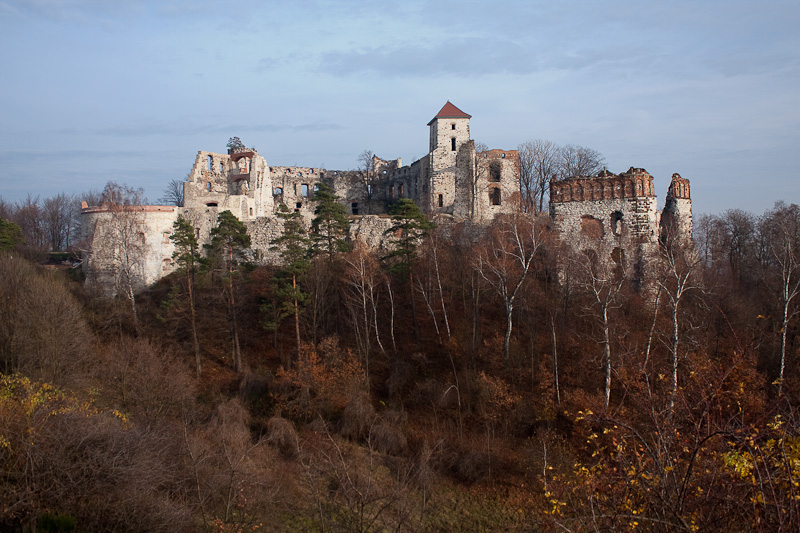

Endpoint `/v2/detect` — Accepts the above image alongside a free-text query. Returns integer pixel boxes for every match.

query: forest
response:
[1,188,799,532]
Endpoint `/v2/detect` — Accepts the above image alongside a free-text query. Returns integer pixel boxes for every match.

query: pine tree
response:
[383,199,434,340]
[205,210,251,373]
[310,182,351,261]
[170,215,202,377]
[270,204,312,365]
[383,199,434,281]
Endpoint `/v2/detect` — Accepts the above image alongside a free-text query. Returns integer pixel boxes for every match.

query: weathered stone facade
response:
[81,101,692,294]
[81,102,521,293]
[549,166,693,281]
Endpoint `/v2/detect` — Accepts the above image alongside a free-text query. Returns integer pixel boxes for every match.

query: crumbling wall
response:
[661,172,693,243]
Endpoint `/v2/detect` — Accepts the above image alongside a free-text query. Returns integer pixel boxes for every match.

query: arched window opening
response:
[438,194,444,207]
[274,187,283,196]
[611,211,624,236]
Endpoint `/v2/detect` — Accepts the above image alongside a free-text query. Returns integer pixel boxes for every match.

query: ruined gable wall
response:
[661,173,693,242]
[476,149,521,223]
[549,169,660,249]
[184,150,272,220]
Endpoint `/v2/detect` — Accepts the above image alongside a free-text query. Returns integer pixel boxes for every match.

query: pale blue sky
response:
[1,0,798,214]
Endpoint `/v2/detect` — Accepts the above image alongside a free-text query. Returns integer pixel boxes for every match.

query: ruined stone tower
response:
[427,101,472,215]
[661,172,693,243]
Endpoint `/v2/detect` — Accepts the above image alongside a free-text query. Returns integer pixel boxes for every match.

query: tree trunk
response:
[293,273,301,364]
[503,303,514,369]
[669,300,680,415]
[602,305,611,410]
[779,298,789,395]
[188,272,201,378]
[551,314,561,407]
[409,269,419,342]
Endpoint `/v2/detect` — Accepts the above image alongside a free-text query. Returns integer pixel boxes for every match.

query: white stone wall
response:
[82,206,179,296]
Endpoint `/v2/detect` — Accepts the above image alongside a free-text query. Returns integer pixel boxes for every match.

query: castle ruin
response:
[80,102,692,293]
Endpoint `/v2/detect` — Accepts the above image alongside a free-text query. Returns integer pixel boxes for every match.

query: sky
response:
[0,0,798,215]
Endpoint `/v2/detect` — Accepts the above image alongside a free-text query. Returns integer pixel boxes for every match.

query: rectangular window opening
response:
[451,137,456,151]
[438,194,444,207]
[351,202,359,215]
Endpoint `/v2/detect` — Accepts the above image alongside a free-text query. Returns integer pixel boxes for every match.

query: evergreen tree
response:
[170,215,202,377]
[0,217,24,251]
[270,204,312,365]
[382,199,434,340]
[383,199,434,281]
[310,182,351,261]
[205,210,251,373]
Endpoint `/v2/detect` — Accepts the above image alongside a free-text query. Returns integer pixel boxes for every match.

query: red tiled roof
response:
[428,101,471,125]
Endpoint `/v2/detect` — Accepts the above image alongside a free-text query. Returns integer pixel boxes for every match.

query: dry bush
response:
[339,392,376,441]
[449,450,491,484]
[0,254,92,387]
[369,421,407,455]
[0,374,192,532]
[184,398,300,529]
[267,415,299,458]
[300,432,420,532]
[99,336,197,426]
[272,336,366,421]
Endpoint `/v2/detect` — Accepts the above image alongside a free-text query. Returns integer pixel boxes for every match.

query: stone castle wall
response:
[81,102,691,294]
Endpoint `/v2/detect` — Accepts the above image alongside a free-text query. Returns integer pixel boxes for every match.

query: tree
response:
[383,199,434,340]
[518,140,559,214]
[759,202,800,394]
[42,193,75,251]
[13,194,46,252]
[357,149,376,215]
[310,182,351,261]
[159,179,185,207]
[206,210,251,373]
[658,231,702,415]
[227,136,245,152]
[558,144,606,179]
[0,217,23,251]
[101,181,147,332]
[170,214,202,377]
[270,203,312,364]
[474,215,542,367]
[573,244,626,409]
[344,243,386,378]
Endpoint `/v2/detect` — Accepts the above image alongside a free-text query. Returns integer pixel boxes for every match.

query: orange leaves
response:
[273,337,366,421]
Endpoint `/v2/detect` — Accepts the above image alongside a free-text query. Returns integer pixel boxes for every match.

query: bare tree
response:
[759,202,800,394]
[573,244,626,409]
[159,179,185,207]
[357,149,376,214]
[518,140,559,214]
[474,215,542,367]
[344,242,385,382]
[101,182,147,332]
[558,144,606,179]
[657,232,702,415]
[13,194,46,251]
[42,193,75,251]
